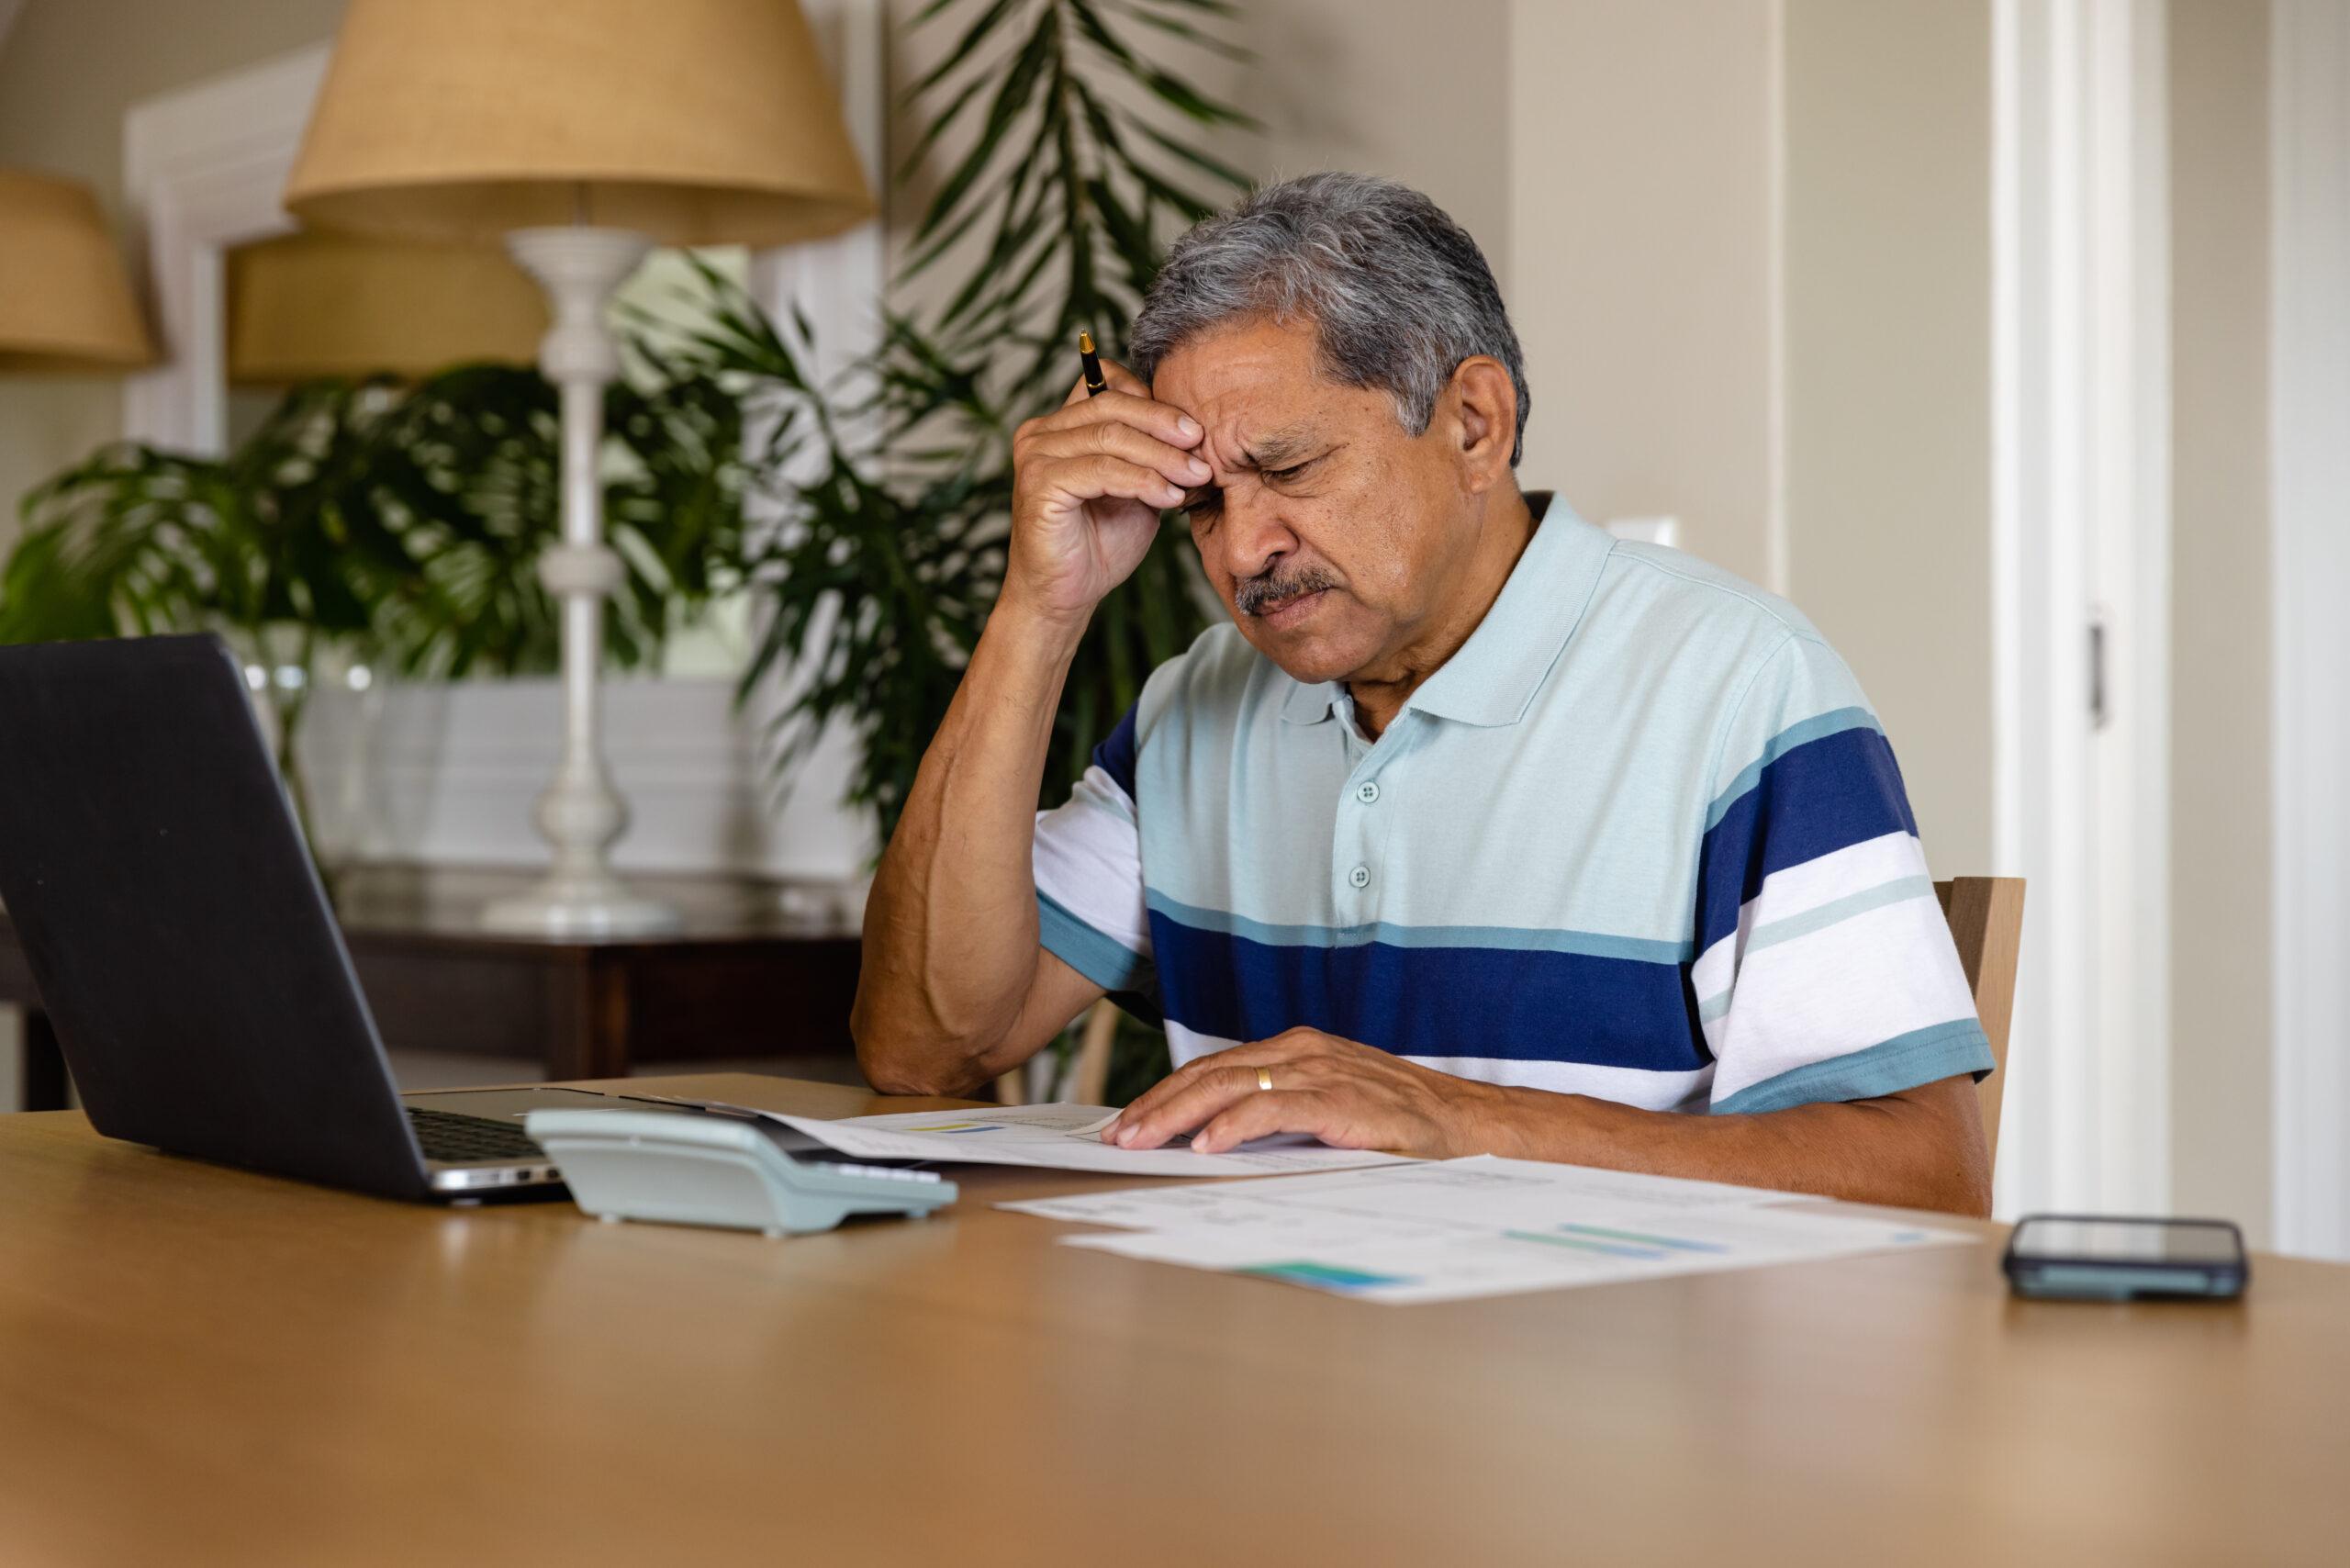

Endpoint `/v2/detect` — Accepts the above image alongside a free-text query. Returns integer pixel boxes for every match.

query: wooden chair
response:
[1935,877,2027,1169]
[999,999,1117,1106]
[1015,879,2029,1173]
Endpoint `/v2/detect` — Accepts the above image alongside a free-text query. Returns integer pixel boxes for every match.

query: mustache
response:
[1234,566,1338,617]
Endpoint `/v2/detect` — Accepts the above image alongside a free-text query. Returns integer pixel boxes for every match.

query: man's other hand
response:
[1006,360,1208,625]
[1102,1027,1501,1158]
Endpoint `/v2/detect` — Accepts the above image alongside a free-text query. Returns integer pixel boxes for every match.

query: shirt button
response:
[1348,865,1371,889]
[1355,780,1381,804]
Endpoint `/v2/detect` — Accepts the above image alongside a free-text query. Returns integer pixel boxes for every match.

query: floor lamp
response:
[283,0,872,937]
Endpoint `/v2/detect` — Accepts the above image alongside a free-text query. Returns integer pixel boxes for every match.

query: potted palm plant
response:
[0,362,752,859]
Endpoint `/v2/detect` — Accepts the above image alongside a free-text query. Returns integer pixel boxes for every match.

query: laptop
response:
[0,633,700,1202]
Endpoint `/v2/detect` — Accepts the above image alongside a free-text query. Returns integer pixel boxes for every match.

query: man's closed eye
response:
[1185,460,1319,521]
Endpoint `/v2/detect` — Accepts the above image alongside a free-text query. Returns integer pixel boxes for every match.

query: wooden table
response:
[0,1073,2343,1567]
[0,871,863,1109]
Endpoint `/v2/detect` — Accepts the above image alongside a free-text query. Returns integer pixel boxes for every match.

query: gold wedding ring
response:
[1256,1066,1274,1092]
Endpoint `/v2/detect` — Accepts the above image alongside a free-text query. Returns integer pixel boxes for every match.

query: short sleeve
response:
[1033,702,1155,998]
[1691,635,1994,1114]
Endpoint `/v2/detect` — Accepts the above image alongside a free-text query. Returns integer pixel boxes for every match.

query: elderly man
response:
[854,173,1994,1215]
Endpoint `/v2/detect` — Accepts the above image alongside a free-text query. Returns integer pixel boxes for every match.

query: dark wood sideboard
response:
[0,865,865,1111]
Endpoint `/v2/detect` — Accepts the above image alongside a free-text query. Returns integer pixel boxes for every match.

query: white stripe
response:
[1165,1022,1241,1069]
[1033,765,1150,953]
[1691,830,1934,1002]
[1705,896,1979,1105]
[1162,1025,1714,1112]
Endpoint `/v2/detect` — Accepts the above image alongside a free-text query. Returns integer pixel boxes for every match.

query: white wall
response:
[1507,0,1782,589]
[2168,0,2273,1239]
[1783,0,1996,877]
[1240,0,1515,274]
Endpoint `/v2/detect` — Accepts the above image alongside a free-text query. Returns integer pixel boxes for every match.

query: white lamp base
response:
[481,224,680,940]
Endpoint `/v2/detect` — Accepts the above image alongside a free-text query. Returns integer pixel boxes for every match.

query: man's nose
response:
[1215,488,1298,584]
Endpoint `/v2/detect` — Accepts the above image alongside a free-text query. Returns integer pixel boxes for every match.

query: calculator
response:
[523,1108,957,1236]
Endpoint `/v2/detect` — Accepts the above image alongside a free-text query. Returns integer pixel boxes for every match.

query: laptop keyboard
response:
[408,1106,543,1164]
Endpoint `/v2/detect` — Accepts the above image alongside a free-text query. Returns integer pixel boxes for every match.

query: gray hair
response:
[1129,173,1529,465]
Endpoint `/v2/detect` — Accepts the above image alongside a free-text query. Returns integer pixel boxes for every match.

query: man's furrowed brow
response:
[1238,425,1322,469]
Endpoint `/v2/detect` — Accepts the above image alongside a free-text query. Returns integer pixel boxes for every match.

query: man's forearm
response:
[1466,1075,1992,1215]
[853,598,1087,1090]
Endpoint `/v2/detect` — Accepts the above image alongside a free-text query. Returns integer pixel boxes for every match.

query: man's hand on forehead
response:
[1002,354,1211,622]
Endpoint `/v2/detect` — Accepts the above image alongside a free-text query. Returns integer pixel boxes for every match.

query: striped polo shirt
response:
[1031,495,1994,1114]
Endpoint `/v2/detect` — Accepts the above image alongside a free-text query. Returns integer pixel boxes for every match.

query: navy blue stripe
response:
[1149,913,1709,1072]
[1091,701,1139,798]
[1696,725,1919,952]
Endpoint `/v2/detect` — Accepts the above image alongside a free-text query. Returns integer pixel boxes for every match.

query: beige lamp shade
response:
[0,168,155,373]
[282,0,875,247]
[226,230,549,385]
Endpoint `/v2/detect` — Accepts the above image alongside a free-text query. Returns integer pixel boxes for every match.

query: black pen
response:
[1079,329,1107,397]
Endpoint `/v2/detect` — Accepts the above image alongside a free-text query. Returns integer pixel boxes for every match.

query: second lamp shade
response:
[0,169,154,372]
[283,0,874,247]
[226,231,549,385]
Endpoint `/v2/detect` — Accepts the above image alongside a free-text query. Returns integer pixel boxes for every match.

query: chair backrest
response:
[1934,877,2027,1170]
[999,997,1119,1106]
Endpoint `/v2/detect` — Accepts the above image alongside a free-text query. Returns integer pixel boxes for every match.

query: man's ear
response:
[1440,355,1519,494]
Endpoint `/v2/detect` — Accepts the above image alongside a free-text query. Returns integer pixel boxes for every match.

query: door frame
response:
[2269,0,2350,1260]
[1990,0,2174,1218]
[118,44,320,453]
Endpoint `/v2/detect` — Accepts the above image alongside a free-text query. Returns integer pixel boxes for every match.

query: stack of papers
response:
[1002,1156,1975,1305]
[650,1099,1409,1178]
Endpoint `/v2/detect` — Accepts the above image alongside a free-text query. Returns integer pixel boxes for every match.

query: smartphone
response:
[2003,1215,2248,1301]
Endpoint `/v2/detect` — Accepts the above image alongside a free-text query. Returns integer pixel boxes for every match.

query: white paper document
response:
[652,1100,1409,1178]
[1002,1153,1821,1230]
[1003,1155,1973,1305]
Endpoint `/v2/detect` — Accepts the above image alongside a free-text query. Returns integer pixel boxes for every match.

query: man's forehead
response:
[1151,318,1389,465]
[1152,318,1323,414]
